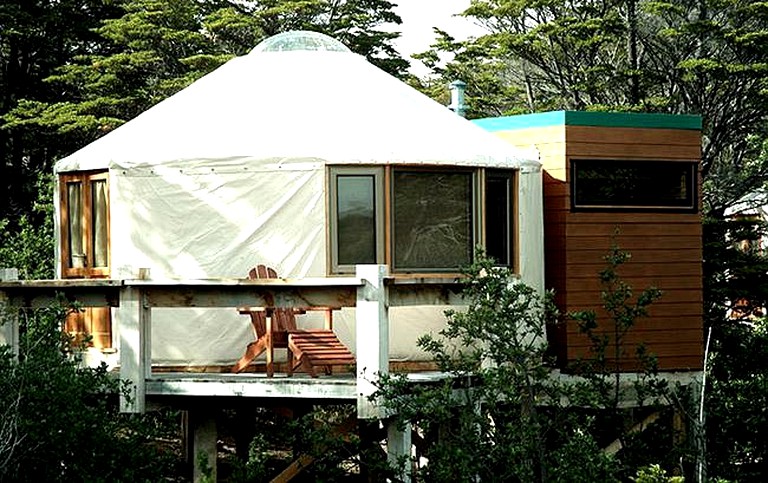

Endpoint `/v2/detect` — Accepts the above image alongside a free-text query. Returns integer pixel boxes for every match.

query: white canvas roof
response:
[55,31,537,173]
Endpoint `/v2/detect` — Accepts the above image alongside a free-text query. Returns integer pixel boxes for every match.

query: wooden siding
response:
[493,123,704,372]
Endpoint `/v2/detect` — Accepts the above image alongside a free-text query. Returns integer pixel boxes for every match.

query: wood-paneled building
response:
[475,111,704,372]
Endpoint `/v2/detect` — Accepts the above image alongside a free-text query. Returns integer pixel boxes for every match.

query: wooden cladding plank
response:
[565,223,702,237]
[563,316,703,333]
[566,262,702,279]
[565,301,704,317]
[563,353,704,371]
[567,212,703,225]
[566,289,702,306]
[563,235,702,251]
[565,248,702,265]
[565,126,702,147]
[564,322,703,338]
[565,142,701,160]
[566,341,703,358]
[564,275,702,291]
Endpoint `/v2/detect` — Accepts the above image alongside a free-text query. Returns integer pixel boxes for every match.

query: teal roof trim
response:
[472,111,702,132]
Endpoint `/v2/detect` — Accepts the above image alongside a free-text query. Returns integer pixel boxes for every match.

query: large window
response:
[393,170,474,270]
[571,159,697,211]
[329,166,515,273]
[59,171,112,348]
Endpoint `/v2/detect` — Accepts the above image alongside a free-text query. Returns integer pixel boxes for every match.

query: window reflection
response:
[393,171,472,270]
[337,175,376,265]
[92,179,108,268]
[67,182,85,268]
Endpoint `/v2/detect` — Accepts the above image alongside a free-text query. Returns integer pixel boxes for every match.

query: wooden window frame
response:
[390,167,479,273]
[327,166,518,275]
[59,170,113,349]
[483,169,517,270]
[59,171,111,279]
[328,166,385,274]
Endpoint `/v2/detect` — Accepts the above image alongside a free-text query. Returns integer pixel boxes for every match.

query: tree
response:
[0,0,120,223]
[3,0,407,146]
[374,251,679,482]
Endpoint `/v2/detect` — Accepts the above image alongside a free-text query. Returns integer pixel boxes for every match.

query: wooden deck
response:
[0,265,703,417]
[0,265,466,418]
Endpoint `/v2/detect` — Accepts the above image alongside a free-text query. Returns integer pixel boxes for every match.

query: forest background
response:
[2,0,768,481]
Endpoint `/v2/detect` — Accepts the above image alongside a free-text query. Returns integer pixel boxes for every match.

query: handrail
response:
[0,265,468,417]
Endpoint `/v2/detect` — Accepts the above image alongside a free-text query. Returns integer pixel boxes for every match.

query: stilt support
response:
[387,418,412,483]
[191,409,218,483]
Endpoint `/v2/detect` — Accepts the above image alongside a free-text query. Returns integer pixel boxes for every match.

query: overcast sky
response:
[389,0,486,76]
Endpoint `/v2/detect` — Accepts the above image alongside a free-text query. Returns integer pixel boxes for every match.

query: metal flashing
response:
[473,110,702,132]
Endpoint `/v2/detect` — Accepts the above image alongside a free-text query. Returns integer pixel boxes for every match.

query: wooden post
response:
[356,264,389,420]
[190,408,218,483]
[0,268,19,358]
[119,286,150,413]
[387,418,412,483]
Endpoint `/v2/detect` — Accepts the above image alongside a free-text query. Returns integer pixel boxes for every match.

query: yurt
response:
[53,31,544,369]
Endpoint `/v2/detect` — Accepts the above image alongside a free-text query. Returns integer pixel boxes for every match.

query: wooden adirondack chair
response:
[231,265,355,377]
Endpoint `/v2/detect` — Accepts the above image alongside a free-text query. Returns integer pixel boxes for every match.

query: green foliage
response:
[0,1,122,221]
[0,173,55,280]
[570,239,664,406]
[374,249,686,481]
[701,209,768,480]
[633,464,684,483]
[0,302,179,481]
[226,404,392,482]
[414,0,768,202]
[376,252,615,481]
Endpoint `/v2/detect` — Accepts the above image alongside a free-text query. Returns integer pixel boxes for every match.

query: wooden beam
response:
[133,280,360,309]
[603,411,660,455]
[0,278,121,309]
[191,409,218,483]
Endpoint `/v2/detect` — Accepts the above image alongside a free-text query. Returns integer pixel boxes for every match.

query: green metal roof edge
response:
[472,110,702,132]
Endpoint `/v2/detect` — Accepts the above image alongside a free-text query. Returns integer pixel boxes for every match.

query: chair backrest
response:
[246,265,297,339]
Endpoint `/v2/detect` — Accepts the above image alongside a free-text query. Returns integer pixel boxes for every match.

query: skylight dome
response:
[251,30,351,54]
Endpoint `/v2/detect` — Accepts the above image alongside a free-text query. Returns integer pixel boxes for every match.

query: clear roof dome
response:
[251,31,351,54]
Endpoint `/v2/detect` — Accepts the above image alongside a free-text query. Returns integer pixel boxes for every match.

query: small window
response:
[485,170,515,267]
[60,171,111,277]
[329,167,384,273]
[392,170,475,271]
[571,159,697,211]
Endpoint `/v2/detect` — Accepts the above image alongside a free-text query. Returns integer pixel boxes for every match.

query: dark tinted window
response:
[572,160,697,211]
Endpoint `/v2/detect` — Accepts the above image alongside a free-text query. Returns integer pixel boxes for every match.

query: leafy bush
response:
[373,249,685,482]
[0,302,179,481]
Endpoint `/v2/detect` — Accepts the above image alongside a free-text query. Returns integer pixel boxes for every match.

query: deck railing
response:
[0,265,466,417]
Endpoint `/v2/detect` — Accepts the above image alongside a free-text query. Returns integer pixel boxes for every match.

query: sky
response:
[389,0,486,76]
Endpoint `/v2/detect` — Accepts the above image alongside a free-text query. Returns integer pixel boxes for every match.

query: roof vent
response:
[251,30,351,54]
[448,80,467,117]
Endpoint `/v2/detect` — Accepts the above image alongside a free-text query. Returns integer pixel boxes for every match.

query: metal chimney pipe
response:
[448,80,467,117]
